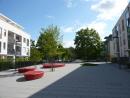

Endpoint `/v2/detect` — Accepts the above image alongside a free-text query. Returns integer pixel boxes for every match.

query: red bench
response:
[24,71,44,80]
[18,67,36,73]
[43,63,65,68]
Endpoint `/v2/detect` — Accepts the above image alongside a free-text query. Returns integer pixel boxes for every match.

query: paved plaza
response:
[0,62,130,98]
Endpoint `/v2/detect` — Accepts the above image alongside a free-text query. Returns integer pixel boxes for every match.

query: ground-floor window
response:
[3,42,6,50]
[0,41,1,53]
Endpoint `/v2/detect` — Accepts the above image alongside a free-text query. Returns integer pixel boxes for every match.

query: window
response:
[0,41,1,52]
[27,48,29,55]
[118,24,121,33]
[16,35,21,42]
[126,10,130,33]
[3,42,6,50]
[27,39,29,46]
[123,39,126,45]
[0,27,2,39]
[23,47,26,53]
[128,36,130,48]
[4,29,6,37]
[120,37,122,47]
[115,26,118,36]
[122,19,125,31]
[23,38,26,43]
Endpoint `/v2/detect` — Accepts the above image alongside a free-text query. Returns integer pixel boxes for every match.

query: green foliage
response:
[74,27,101,60]
[30,48,42,62]
[37,25,61,60]
[31,40,36,48]
[62,47,76,61]
[82,63,97,67]
[0,59,14,71]
[127,62,130,69]
[99,41,106,59]
[0,57,42,71]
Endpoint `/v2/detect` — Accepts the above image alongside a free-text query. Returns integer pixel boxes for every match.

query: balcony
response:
[7,43,21,56]
[7,43,14,55]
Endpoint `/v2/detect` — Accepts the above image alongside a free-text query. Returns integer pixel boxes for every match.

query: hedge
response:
[0,60,43,71]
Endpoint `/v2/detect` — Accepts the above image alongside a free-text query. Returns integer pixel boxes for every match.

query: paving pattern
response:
[0,63,130,98]
[0,63,81,98]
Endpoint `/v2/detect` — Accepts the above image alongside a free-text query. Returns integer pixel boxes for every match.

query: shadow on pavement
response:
[0,72,22,78]
[28,65,101,98]
[16,77,27,82]
[28,63,130,98]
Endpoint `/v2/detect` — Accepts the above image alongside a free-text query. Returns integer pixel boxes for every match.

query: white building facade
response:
[112,3,130,58]
[0,13,30,59]
[105,34,114,61]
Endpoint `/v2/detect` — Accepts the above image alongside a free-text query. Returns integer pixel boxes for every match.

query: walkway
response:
[0,63,130,98]
[0,63,81,98]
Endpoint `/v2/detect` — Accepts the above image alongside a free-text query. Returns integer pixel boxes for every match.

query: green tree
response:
[30,40,42,63]
[74,28,101,60]
[61,47,76,61]
[30,48,42,63]
[30,40,36,48]
[37,25,61,61]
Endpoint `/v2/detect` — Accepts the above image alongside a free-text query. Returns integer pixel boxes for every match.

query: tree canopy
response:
[74,28,101,60]
[36,25,61,60]
[30,40,42,62]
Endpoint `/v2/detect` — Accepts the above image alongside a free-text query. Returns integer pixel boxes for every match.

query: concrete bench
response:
[18,67,36,73]
[24,71,44,80]
[43,63,65,68]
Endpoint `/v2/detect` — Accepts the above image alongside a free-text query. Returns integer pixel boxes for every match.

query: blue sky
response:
[0,0,129,47]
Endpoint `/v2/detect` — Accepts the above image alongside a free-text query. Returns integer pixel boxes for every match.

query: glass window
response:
[123,39,126,45]
[23,38,26,43]
[27,39,29,46]
[115,26,118,36]
[128,36,130,48]
[23,47,26,53]
[4,29,6,37]
[122,19,125,31]
[3,42,6,50]
[26,48,29,55]
[126,11,129,19]
[0,41,1,52]
[0,27,2,39]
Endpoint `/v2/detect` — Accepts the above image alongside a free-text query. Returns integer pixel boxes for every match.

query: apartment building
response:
[104,34,114,61]
[0,13,30,59]
[112,3,130,58]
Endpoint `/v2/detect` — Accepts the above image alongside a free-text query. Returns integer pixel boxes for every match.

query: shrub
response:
[0,60,14,71]
[0,58,43,71]
[81,63,97,67]
[111,58,118,63]
[126,62,130,69]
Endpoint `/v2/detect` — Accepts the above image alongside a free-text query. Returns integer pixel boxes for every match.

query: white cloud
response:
[82,0,97,2]
[63,0,129,43]
[87,21,107,40]
[61,27,74,33]
[61,19,107,40]
[91,0,129,20]
[63,40,75,48]
[64,0,79,8]
[76,20,107,40]
[65,0,73,8]
[61,23,80,33]
[45,15,55,19]
[62,21,107,47]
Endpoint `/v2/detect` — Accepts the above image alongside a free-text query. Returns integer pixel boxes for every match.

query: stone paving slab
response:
[0,63,81,98]
[0,63,130,98]
[28,63,130,98]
